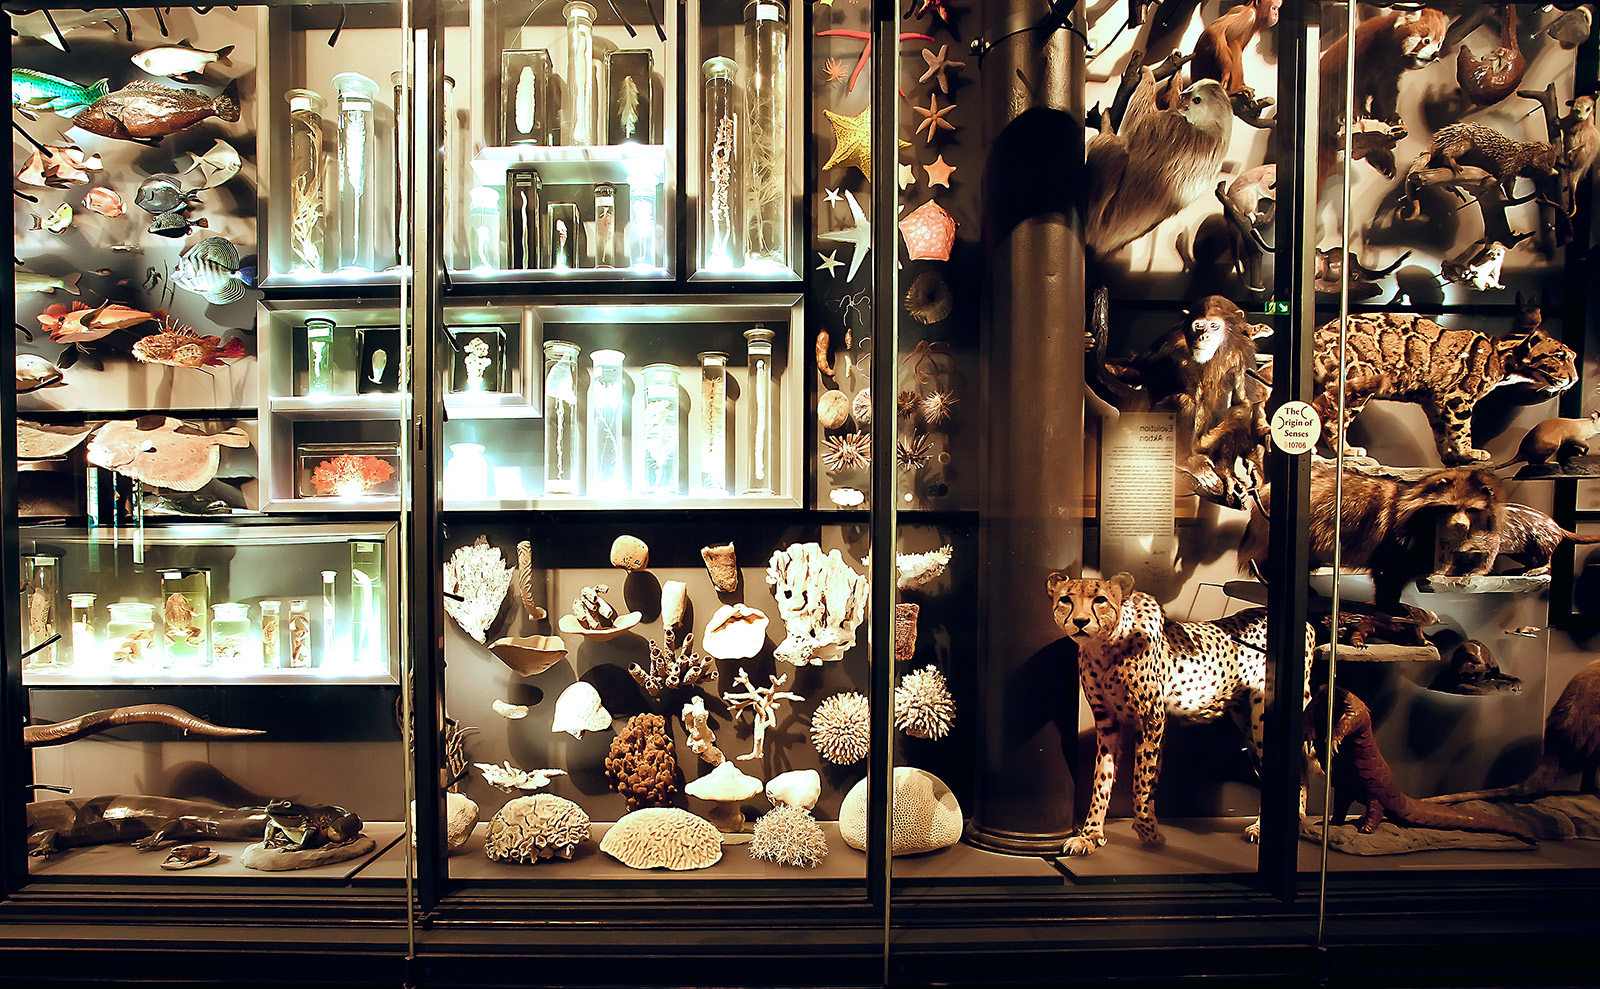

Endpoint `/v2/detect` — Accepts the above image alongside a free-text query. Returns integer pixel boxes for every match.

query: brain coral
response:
[599,807,723,870]
[839,766,963,856]
[483,794,591,864]
[894,664,955,740]
[605,713,681,811]
[749,805,829,868]
[810,691,870,765]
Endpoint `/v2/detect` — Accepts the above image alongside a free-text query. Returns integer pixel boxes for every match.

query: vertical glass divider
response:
[0,16,24,898]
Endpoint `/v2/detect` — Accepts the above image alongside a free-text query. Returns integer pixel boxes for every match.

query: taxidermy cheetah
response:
[1046,571,1312,855]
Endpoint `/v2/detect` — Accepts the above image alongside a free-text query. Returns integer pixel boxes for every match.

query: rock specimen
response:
[701,541,740,592]
[840,767,962,856]
[810,691,871,765]
[750,805,829,868]
[894,604,920,663]
[605,713,680,811]
[894,665,955,740]
[444,791,479,853]
[600,808,723,870]
[610,534,649,570]
[483,794,591,863]
[766,542,869,665]
[442,536,513,643]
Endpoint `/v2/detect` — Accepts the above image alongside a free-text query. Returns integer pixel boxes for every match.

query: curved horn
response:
[24,704,265,747]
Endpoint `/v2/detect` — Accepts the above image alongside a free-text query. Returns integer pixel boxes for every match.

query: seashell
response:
[600,807,723,870]
[684,760,764,833]
[442,537,514,643]
[840,767,962,855]
[701,603,770,660]
[750,805,828,868]
[829,487,866,508]
[894,603,920,663]
[894,664,955,740]
[483,794,591,864]
[491,699,529,719]
[488,634,568,677]
[557,610,642,641]
[475,761,567,792]
[609,534,650,571]
[765,768,821,811]
[551,681,611,739]
[700,541,740,593]
[897,544,953,590]
[817,389,852,429]
[810,691,870,765]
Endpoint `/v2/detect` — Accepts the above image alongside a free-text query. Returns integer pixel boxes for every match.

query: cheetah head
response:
[1045,571,1135,640]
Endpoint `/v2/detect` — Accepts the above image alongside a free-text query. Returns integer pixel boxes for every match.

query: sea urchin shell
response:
[895,433,933,471]
[894,665,955,740]
[918,390,958,426]
[810,691,870,765]
[904,271,953,324]
[821,431,871,472]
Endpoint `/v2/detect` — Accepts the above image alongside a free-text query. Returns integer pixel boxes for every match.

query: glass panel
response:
[11,4,411,902]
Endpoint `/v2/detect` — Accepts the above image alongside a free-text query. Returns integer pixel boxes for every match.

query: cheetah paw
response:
[1244,819,1262,844]
[1135,827,1167,849]
[1063,834,1103,856]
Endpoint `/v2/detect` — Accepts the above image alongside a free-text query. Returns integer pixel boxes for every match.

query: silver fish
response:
[16,354,64,392]
[14,268,81,295]
[172,237,255,305]
[178,138,241,188]
[12,9,125,50]
[131,40,235,80]
[134,173,199,215]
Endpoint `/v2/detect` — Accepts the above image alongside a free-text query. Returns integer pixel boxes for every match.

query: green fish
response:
[11,68,108,118]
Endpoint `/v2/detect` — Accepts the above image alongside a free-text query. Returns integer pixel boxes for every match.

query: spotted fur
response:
[1312,313,1577,466]
[1046,572,1312,856]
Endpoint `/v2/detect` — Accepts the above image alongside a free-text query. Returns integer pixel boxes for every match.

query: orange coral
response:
[311,454,395,496]
[604,713,680,812]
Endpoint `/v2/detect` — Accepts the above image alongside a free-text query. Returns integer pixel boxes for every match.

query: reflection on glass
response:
[741,0,788,270]
[588,348,628,497]
[333,71,380,271]
[641,363,681,495]
[564,1,597,145]
[305,317,335,395]
[543,340,582,494]
[702,57,742,271]
[698,352,729,494]
[744,326,775,494]
[285,89,326,272]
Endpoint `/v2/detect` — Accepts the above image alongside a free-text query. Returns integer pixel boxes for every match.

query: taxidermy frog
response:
[261,799,363,850]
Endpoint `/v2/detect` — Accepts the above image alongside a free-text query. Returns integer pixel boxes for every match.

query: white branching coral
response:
[723,668,803,762]
[766,542,869,666]
[750,805,829,868]
[475,761,567,793]
[443,536,513,643]
[894,665,955,740]
[810,691,870,765]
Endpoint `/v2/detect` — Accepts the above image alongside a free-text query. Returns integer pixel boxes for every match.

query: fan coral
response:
[896,434,933,471]
[311,454,395,496]
[810,691,870,765]
[895,665,955,740]
[483,794,591,864]
[750,805,829,868]
[443,536,513,643]
[605,713,680,811]
[821,431,871,472]
[630,632,717,697]
[840,767,963,855]
[599,807,722,870]
[766,542,869,666]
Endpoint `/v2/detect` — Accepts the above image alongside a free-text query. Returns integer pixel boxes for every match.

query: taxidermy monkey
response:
[1189,0,1281,117]
[1086,70,1233,260]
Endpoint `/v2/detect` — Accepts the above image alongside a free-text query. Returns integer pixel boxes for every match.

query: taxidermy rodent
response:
[1495,411,1600,469]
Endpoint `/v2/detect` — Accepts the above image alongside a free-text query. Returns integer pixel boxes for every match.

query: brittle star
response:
[816,29,935,93]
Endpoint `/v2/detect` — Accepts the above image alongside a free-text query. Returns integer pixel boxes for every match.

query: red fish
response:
[39,301,160,343]
[132,320,246,368]
[83,186,125,217]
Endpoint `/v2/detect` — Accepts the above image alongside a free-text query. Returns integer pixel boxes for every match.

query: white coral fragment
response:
[894,665,955,740]
[750,805,829,868]
[681,695,724,766]
[551,681,611,739]
[701,603,769,660]
[483,794,591,864]
[896,544,953,590]
[492,699,529,719]
[840,767,962,856]
[766,769,821,811]
[600,807,723,870]
[810,691,870,765]
[443,536,514,643]
[766,542,869,666]
[475,761,567,793]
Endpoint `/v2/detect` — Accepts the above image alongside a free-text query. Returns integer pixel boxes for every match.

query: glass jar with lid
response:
[106,602,157,668]
[211,603,251,668]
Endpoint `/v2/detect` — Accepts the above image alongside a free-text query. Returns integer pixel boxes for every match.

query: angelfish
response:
[30,204,73,234]
[172,237,255,305]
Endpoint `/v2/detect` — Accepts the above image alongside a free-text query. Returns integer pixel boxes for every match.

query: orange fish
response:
[39,301,160,343]
[132,321,246,368]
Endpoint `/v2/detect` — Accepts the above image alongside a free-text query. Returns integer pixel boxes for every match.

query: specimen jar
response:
[333,71,380,271]
[502,50,553,145]
[701,57,743,271]
[446,442,491,500]
[305,317,336,395]
[160,568,210,667]
[605,49,654,143]
[543,340,582,494]
[745,325,776,494]
[641,363,681,495]
[564,2,597,145]
[588,348,629,497]
[261,600,281,669]
[468,186,503,271]
[21,555,58,668]
[211,603,250,668]
[321,571,337,665]
[698,352,730,494]
[285,89,326,272]
[350,540,384,666]
[548,202,582,270]
[289,599,312,668]
[106,602,156,668]
[594,183,617,267]
[68,592,95,668]
[741,0,789,270]
[627,181,657,268]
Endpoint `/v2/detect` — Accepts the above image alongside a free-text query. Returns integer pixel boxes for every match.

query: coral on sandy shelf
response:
[897,544,953,589]
[810,691,870,765]
[766,542,869,666]
[629,633,717,697]
[681,695,724,766]
[604,713,680,811]
[894,665,955,741]
[750,805,829,868]
[443,536,513,643]
[483,794,591,864]
[599,808,723,871]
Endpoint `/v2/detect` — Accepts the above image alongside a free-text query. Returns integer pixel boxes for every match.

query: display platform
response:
[26,822,405,881]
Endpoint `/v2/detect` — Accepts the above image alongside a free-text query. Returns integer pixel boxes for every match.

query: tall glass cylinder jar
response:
[333,72,380,271]
[211,603,250,668]
[285,89,326,273]
[289,599,312,668]
[587,348,628,497]
[350,540,384,666]
[593,183,616,267]
[628,181,656,268]
[21,555,59,668]
[640,363,681,495]
[467,186,502,271]
[698,352,729,494]
[321,571,338,665]
[702,58,743,272]
[305,317,335,395]
[744,325,776,494]
[69,592,95,668]
[543,340,582,494]
[106,602,156,667]
[741,0,788,270]
[261,600,281,669]
[160,568,209,667]
[564,2,597,145]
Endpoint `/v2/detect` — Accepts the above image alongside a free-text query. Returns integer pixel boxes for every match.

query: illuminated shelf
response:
[21,668,397,687]
[468,142,668,187]
[444,494,800,512]
[268,395,403,420]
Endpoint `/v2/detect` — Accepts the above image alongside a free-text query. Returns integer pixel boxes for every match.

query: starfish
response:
[919,45,965,93]
[898,161,916,190]
[909,0,952,30]
[914,94,956,140]
[822,105,872,176]
[817,29,935,93]
[924,154,956,187]
[823,187,844,206]
[819,189,871,281]
[816,250,845,276]
[824,57,847,84]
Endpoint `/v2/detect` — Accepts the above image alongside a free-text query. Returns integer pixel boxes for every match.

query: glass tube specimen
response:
[741,0,788,270]
[468,186,503,270]
[502,50,553,145]
[544,340,582,494]
[350,540,384,665]
[68,592,95,668]
[564,2,597,145]
[698,352,729,494]
[640,363,681,495]
[321,571,337,665]
[261,600,281,669]
[285,89,325,272]
[701,58,743,271]
[21,556,58,668]
[305,317,335,395]
[588,348,628,496]
[593,183,616,267]
[160,568,209,667]
[289,599,311,668]
[333,72,380,271]
[745,325,776,494]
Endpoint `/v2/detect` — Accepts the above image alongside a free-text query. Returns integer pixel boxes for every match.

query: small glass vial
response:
[745,326,776,494]
[543,340,582,494]
[285,89,326,272]
[587,349,628,497]
[160,568,209,668]
[701,57,743,271]
[211,603,251,668]
[564,1,597,145]
[261,600,281,669]
[21,556,59,668]
[593,182,616,267]
[106,602,157,667]
[321,571,338,665]
[68,592,95,669]
[698,352,729,494]
[640,363,681,495]
[288,599,312,668]
[350,540,384,666]
[305,317,336,395]
[446,442,491,500]
[468,186,503,271]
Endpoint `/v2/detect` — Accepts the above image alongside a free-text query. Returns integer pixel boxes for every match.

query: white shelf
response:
[22,668,398,687]
[444,494,799,512]
[269,395,404,420]
[468,143,668,187]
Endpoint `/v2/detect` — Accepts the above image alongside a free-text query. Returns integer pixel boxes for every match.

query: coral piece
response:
[894,604,920,663]
[660,580,688,650]
[610,534,650,570]
[766,542,869,665]
[599,808,722,870]
[895,665,955,740]
[765,769,821,811]
[840,767,963,855]
[487,634,567,677]
[700,542,740,593]
[822,432,872,473]
[898,200,957,261]
[605,713,680,811]
[483,794,591,864]
[811,692,871,765]
[904,272,953,324]
[701,603,769,661]
[442,537,514,643]
[684,761,764,832]
[552,681,611,739]
[87,417,250,491]
[723,668,803,762]
[750,805,828,868]
[514,540,546,620]
[818,389,852,430]
[310,454,395,496]
[897,544,953,589]
[681,695,724,766]
[630,632,717,697]
[491,699,529,719]
[444,792,480,853]
[475,761,566,793]
[829,487,866,508]
[557,585,642,640]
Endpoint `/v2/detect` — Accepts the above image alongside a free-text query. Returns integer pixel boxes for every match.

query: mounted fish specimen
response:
[17,420,92,459]
[135,173,206,238]
[12,9,129,50]
[178,138,241,188]
[15,355,64,393]
[88,417,249,490]
[132,318,246,368]
[30,204,73,234]
[73,81,240,143]
[1457,6,1525,108]
[11,69,109,118]
[83,186,125,216]
[14,268,80,295]
[172,237,254,304]
[131,40,235,81]
[15,144,102,188]
[38,301,159,344]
